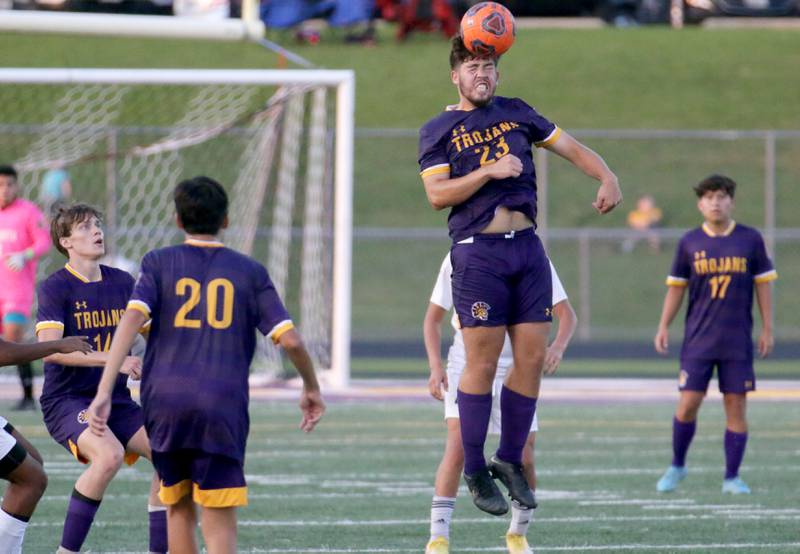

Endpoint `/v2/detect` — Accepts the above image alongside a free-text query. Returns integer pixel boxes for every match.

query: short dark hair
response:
[50,203,103,257]
[0,165,18,180]
[693,174,736,199]
[449,35,498,70]
[174,176,228,235]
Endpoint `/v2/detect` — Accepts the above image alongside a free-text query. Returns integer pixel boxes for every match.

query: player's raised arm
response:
[545,131,622,214]
[422,155,523,210]
[424,302,449,400]
[87,308,147,435]
[0,335,92,366]
[276,329,325,432]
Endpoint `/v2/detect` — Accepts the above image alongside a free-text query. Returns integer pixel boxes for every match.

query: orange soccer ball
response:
[460,2,516,57]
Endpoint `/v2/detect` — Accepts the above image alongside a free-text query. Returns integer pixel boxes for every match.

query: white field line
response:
[29,513,800,528]
[242,543,800,553]
[89,544,800,554]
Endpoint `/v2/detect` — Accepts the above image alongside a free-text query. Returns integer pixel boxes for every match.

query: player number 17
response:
[709,275,731,299]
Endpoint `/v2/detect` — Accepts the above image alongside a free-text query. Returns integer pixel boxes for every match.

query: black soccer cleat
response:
[488,455,537,509]
[464,467,508,516]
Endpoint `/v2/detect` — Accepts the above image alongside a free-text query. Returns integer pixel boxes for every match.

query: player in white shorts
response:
[0,335,91,554]
[424,254,577,554]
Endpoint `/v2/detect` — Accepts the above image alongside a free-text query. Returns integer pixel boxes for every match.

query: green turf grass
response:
[6,398,799,552]
[351,356,800,379]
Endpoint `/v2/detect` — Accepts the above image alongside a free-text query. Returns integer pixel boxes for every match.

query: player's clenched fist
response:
[593,179,623,214]
[484,154,523,180]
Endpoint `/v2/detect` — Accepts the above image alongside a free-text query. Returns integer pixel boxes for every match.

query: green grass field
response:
[6,398,799,552]
[350,357,800,379]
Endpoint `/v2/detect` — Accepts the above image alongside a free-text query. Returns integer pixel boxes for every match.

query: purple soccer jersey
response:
[667,222,777,361]
[36,264,138,404]
[418,96,560,242]
[128,240,293,463]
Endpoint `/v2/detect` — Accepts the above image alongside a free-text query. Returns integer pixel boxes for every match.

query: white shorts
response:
[0,415,16,460]
[443,370,539,434]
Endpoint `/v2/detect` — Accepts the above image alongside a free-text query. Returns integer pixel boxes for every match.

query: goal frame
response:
[0,68,355,389]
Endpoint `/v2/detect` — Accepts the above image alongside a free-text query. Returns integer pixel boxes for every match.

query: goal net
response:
[0,69,354,388]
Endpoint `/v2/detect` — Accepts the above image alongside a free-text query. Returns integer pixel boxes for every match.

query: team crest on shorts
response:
[471,301,491,321]
[77,409,88,425]
[678,370,689,388]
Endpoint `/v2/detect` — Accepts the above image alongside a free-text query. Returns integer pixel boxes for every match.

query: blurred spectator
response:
[261,0,376,44]
[39,168,72,217]
[377,0,458,41]
[623,194,662,252]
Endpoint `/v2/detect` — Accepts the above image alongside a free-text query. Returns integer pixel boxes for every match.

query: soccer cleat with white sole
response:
[506,533,533,554]
[722,477,751,494]
[425,536,449,554]
[656,465,687,492]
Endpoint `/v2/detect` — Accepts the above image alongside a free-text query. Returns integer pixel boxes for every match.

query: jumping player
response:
[87,176,325,553]
[0,334,91,554]
[0,165,52,410]
[418,36,621,514]
[424,254,576,554]
[654,175,776,495]
[35,204,167,554]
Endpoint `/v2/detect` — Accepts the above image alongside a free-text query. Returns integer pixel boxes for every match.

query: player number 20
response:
[709,275,731,299]
[174,277,234,330]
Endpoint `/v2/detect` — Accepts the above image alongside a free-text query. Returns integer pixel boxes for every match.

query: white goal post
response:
[0,68,354,389]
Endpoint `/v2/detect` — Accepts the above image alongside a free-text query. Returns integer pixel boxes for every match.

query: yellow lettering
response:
[112,310,121,326]
[73,313,83,330]
[709,258,718,272]
[451,136,463,153]
[462,134,474,148]
[694,261,703,274]
[742,258,747,273]
[471,131,484,144]
[82,312,92,329]
[510,122,519,128]
[492,126,502,138]
[91,311,100,328]
[699,259,709,274]
[483,129,493,142]
[499,122,511,132]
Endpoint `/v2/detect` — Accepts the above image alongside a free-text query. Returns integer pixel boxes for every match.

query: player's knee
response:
[29,467,48,500]
[94,447,125,476]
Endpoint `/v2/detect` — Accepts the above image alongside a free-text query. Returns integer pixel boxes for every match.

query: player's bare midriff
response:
[480,206,533,234]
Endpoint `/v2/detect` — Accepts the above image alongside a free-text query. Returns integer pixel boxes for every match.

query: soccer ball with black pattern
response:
[460,2,516,57]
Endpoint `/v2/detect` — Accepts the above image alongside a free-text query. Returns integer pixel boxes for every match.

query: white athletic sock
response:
[0,508,28,554]
[430,496,456,540]
[508,495,534,537]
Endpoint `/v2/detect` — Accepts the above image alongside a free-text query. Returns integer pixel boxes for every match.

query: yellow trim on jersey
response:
[193,484,248,508]
[35,321,64,334]
[127,300,151,318]
[184,238,224,248]
[535,126,562,148]
[666,276,688,287]
[702,221,736,238]
[139,319,152,337]
[269,320,295,344]
[65,263,97,283]
[754,270,778,284]
[420,164,450,178]
[159,479,192,505]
